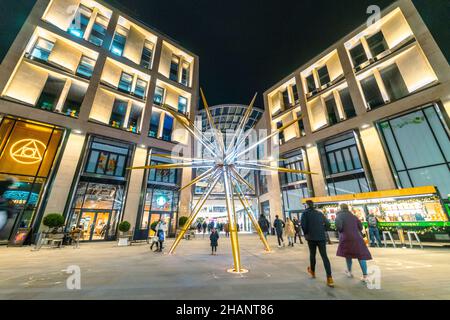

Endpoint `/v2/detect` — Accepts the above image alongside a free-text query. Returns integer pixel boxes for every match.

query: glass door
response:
[79,211,111,241]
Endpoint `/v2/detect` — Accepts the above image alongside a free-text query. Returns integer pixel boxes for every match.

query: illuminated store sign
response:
[10,139,46,164]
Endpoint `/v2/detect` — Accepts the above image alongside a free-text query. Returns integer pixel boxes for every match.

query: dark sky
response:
[0,0,448,108]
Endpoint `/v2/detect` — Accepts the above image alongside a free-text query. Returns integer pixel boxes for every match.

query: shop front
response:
[135,152,180,240]
[0,117,64,244]
[66,135,133,241]
[302,186,450,241]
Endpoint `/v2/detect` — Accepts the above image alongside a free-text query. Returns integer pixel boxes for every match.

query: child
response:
[210,227,219,255]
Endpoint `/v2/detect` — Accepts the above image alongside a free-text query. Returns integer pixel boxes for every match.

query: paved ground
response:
[1,234,449,300]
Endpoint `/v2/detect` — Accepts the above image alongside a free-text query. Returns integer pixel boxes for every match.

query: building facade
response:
[0,0,199,244]
[262,0,450,231]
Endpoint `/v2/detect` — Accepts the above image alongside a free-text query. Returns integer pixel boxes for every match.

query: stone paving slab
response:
[0,234,449,300]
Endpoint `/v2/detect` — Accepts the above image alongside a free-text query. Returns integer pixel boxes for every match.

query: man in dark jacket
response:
[301,200,334,287]
[258,214,270,239]
[273,215,285,248]
[293,217,303,244]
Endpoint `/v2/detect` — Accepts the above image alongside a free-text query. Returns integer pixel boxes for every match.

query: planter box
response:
[117,237,129,246]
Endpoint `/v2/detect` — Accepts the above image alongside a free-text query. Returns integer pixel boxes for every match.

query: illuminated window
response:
[85,137,131,177]
[89,15,108,46]
[178,96,188,114]
[282,89,290,108]
[140,41,153,69]
[153,86,165,105]
[162,115,174,142]
[324,95,339,125]
[134,79,148,99]
[109,98,128,128]
[292,84,299,102]
[30,38,54,62]
[36,76,65,111]
[379,63,409,101]
[118,72,133,93]
[181,62,190,86]
[111,28,127,56]
[68,5,91,38]
[76,56,95,79]
[360,74,385,109]
[338,87,356,119]
[305,74,316,93]
[149,110,161,138]
[126,103,142,133]
[169,56,180,82]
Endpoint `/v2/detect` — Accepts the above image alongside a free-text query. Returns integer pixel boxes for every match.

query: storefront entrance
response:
[78,210,112,241]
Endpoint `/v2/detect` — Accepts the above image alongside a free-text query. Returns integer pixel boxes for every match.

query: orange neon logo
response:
[10,139,46,164]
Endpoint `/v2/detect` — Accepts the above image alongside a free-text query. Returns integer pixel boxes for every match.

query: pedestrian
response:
[258,214,270,239]
[301,200,334,288]
[285,217,296,247]
[155,219,167,252]
[197,221,202,233]
[210,227,219,255]
[367,213,382,247]
[335,204,372,282]
[293,217,304,244]
[273,215,285,248]
[0,178,15,232]
[202,221,207,238]
[224,222,230,238]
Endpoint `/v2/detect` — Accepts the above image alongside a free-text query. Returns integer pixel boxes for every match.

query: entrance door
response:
[79,211,111,241]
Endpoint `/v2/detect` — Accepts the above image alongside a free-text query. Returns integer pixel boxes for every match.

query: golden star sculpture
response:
[129,89,314,273]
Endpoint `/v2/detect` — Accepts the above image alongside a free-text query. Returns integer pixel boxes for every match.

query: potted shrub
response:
[43,213,65,234]
[117,221,131,246]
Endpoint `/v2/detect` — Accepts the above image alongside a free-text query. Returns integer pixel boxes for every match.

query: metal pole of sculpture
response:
[128,90,315,273]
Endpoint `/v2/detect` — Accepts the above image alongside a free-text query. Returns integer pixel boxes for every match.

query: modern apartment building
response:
[0,0,199,244]
[262,0,450,232]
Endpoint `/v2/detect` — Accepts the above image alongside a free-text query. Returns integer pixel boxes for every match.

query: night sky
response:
[0,0,448,108]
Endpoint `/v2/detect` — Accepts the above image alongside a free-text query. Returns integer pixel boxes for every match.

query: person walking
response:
[155,219,167,252]
[224,222,230,238]
[210,227,219,255]
[202,221,207,238]
[197,221,202,234]
[367,213,382,247]
[285,217,296,247]
[335,204,372,282]
[258,214,270,239]
[301,200,334,288]
[273,215,285,248]
[293,217,304,244]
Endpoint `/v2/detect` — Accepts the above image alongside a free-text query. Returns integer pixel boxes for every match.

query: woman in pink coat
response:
[335,203,372,282]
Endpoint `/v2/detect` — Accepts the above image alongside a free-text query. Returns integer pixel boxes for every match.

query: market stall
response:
[302,186,450,242]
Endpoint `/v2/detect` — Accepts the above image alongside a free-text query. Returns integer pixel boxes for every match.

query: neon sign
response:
[10,139,46,164]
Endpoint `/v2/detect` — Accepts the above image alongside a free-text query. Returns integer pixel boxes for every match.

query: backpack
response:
[368,216,377,227]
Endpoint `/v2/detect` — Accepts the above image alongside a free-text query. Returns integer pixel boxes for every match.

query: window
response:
[30,38,54,62]
[277,121,284,144]
[85,137,131,177]
[88,15,108,46]
[181,63,190,86]
[324,95,339,126]
[134,78,147,99]
[109,98,128,128]
[62,82,86,117]
[148,160,179,184]
[162,115,174,142]
[360,74,385,109]
[118,72,133,93]
[68,5,91,38]
[317,65,330,87]
[292,84,299,102]
[349,42,368,68]
[297,111,306,137]
[282,184,309,215]
[378,105,450,197]
[338,87,356,119]
[126,103,142,133]
[379,63,409,101]
[154,86,165,105]
[149,110,161,138]
[76,56,95,79]
[169,56,180,82]
[36,75,65,111]
[111,28,127,56]
[367,31,388,57]
[259,173,268,195]
[305,74,316,93]
[322,132,369,195]
[281,151,306,185]
[282,89,290,108]
[178,96,188,114]
[140,41,153,69]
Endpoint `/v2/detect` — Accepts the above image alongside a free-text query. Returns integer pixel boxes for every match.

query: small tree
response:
[42,213,64,233]
[118,221,131,234]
